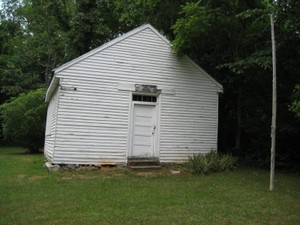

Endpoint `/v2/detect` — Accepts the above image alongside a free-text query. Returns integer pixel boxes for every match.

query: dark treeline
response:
[0,0,299,169]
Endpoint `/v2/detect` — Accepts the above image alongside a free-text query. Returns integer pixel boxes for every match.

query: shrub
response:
[0,88,47,153]
[185,151,238,175]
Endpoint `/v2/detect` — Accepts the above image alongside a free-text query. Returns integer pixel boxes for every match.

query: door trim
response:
[127,92,160,158]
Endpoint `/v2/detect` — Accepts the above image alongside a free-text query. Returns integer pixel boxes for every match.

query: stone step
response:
[129,165,161,170]
[127,157,159,161]
[127,159,159,163]
[127,157,161,170]
[128,161,160,166]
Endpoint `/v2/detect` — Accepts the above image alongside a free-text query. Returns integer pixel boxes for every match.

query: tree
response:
[172,0,300,169]
[172,0,271,151]
[0,88,47,153]
[0,2,44,145]
[16,0,73,83]
[69,0,121,57]
[270,13,276,191]
[0,5,42,101]
[116,0,186,39]
[272,0,300,169]
[0,0,122,146]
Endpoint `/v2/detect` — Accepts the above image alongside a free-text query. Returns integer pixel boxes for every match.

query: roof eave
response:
[45,76,60,103]
[184,56,223,93]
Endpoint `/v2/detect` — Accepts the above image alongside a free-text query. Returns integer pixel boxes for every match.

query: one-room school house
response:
[44,24,223,166]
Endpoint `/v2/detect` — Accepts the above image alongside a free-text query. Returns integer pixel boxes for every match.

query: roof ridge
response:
[53,24,167,74]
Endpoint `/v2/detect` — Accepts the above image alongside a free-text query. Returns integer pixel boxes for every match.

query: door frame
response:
[127,92,161,158]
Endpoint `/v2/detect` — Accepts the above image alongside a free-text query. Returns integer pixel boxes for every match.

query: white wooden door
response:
[131,104,156,157]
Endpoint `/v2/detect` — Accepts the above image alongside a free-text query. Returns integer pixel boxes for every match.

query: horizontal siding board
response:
[57,110,128,118]
[54,154,126,158]
[57,117,127,124]
[59,65,216,84]
[48,26,220,164]
[54,147,126,152]
[58,106,128,115]
[63,66,214,85]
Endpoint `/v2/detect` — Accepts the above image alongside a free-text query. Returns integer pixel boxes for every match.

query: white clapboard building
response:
[44,24,223,165]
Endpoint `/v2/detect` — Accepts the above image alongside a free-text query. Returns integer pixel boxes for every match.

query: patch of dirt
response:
[61,176,73,180]
[28,175,46,180]
[57,165,188,179]
[15,174,46,180]
[16,174,27,179]
[135,171,164,177]
[100,166,126,173]
[132,167,184,176]
[60,175,100,180]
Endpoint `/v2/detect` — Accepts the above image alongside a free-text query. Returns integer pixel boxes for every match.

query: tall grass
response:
[185,151,238,174]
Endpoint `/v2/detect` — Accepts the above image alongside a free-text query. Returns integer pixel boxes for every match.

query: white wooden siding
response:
[47,25,221,164]
[44,87,59,161]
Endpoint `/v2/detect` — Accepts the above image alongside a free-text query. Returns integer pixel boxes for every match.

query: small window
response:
[132,94,157,102]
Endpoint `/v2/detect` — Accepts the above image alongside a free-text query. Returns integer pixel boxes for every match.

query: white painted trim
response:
[155,93,161,158]
[45,77,60,102]
[146,24,171,45]
[127,92,134,158]
[126,92,132,160]
[117,82,135,91]
[158,86,176,95]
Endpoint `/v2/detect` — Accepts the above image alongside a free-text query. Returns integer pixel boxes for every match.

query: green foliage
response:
[16,0,73,82]
[185,151,238,175]
[171,0,300,169]
[69,0,120,57]
[116,0,184,39]
[0,88,47,153]
[289,84,300,118]
[0,3,46,103]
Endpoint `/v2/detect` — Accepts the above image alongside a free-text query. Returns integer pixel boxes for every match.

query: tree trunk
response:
[270,13,277,191]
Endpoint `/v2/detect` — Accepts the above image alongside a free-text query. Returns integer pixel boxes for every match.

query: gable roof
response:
[53,24,170,74]
[46,24,223,102]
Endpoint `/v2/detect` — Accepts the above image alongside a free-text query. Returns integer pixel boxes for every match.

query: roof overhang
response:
[184,56,223,93]
[45,76,60,103]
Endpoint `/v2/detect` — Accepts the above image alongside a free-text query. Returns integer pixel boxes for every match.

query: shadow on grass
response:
[10,151,44,155]
[0,146,43,155]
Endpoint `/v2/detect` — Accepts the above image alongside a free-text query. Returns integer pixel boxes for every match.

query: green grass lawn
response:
[0,147,299,225]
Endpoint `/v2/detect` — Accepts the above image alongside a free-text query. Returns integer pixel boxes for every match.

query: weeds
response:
[185,151,238,174]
